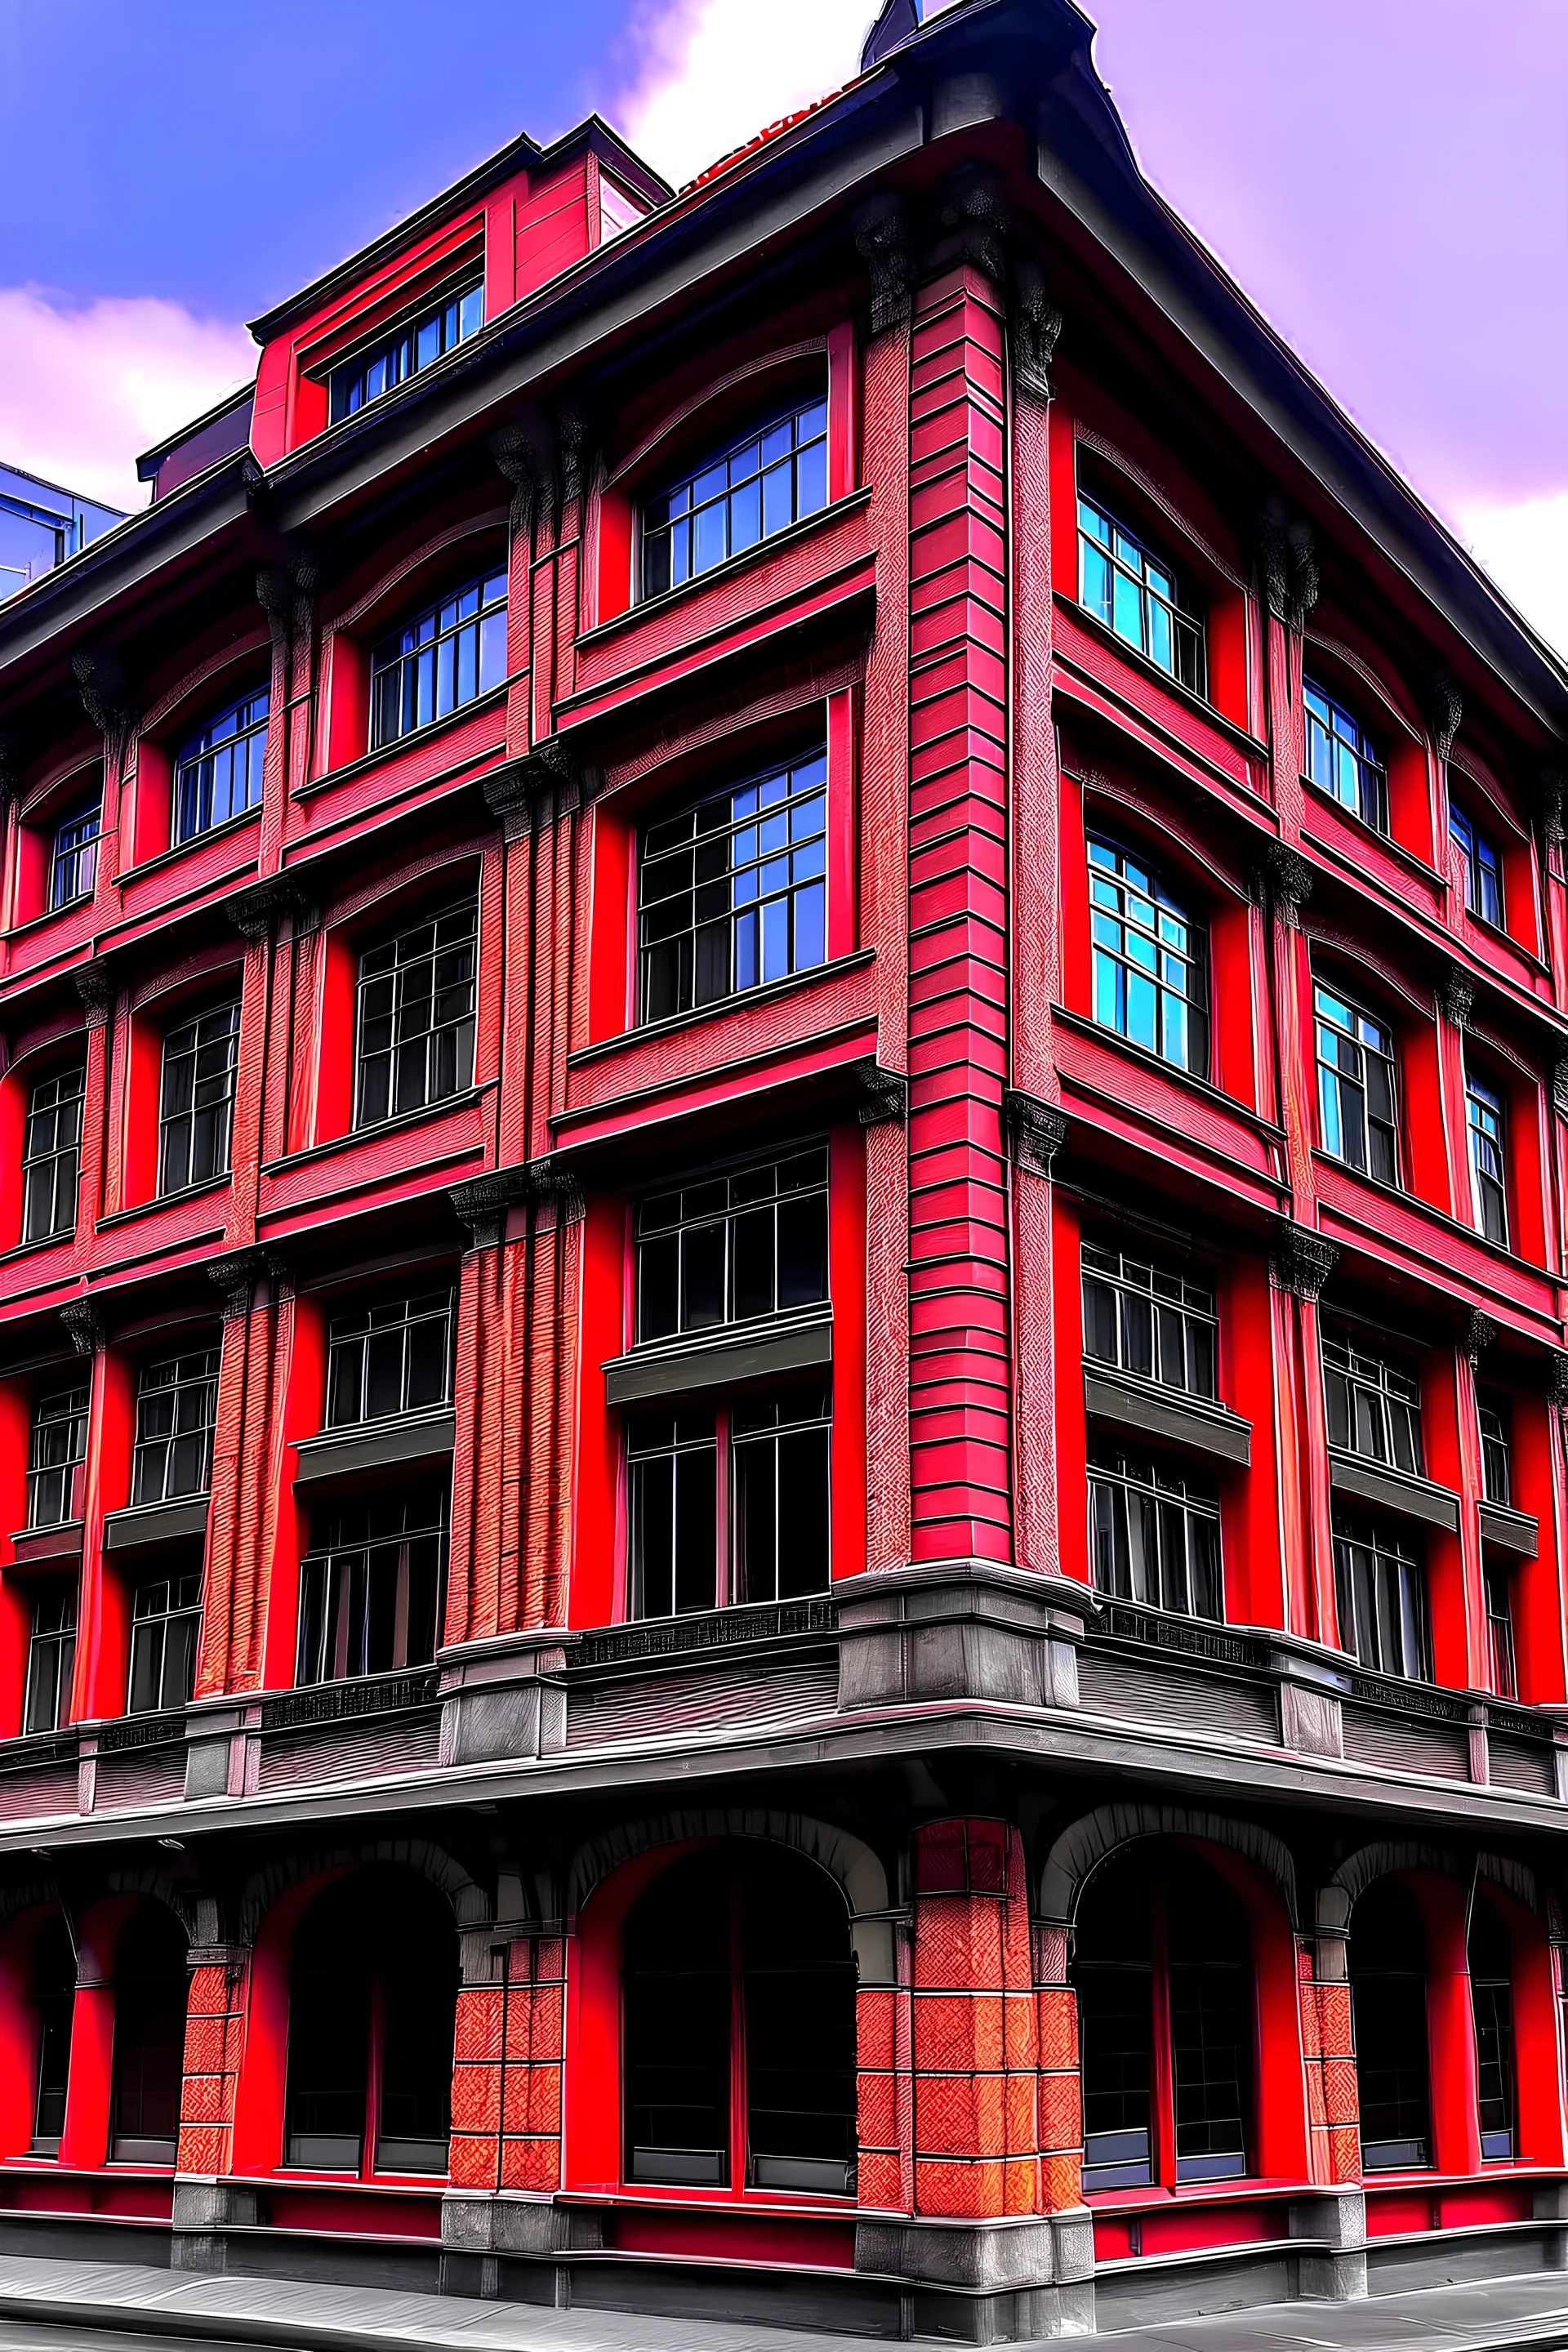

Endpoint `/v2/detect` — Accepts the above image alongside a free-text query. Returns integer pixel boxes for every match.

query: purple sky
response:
[2,0,1563,648]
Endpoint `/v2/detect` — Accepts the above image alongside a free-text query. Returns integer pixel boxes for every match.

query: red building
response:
[0,0,1564,2336]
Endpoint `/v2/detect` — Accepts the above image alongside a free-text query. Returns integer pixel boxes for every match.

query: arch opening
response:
[110,1902,187,2165]
[1349,1879,1432,2172]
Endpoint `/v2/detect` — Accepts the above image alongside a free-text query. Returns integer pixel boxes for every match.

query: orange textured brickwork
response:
[449,1936,565,2197]
[176,1958,248,2178]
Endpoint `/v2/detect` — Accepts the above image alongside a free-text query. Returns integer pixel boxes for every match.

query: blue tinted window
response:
[329,279,483,424]
[639,750,827,1020]
[51,800,100,910]
[641,396,829,599]
[176,688,269,844]
[1076,494,1206,694]
[370,570,507,749]
[1304,680,1387,834]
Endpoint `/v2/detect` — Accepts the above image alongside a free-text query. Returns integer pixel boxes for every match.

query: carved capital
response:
[1550,1351,1568,1411]
[1540,767,1566,849]
[227,875,313,941]
[556,403,590,519]
[853,191,913,336]
[450,1167,535,1250]
[0,733,21,809]
[1251,840,1314,921]
[1552,1059,1568,1120]
[853,1059,908,1128]
[70,647,135,768]
[488,414,553,541]
[1441,969,1473,1032]
[528,1152,586,1228]
[1270,1224,1339,1303]
[1428,671,1463,761]
[483,738,581,837]
[1004,1088,1067,1176]
[255,557,318,653]
[1463,1310,1498,1365]
[1010,256,1062,401]
[74,962,115,1028]
[1258,500,1319,632]
[207,1249,278,1321]
[60,1299,105,1357]
[937,163,1008,283]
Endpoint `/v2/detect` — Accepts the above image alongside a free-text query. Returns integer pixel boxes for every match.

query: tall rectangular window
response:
[21,1065,84,1243]
[1088,838,1208,1076]
[355,900,477,1127]
[1081,1242,1216,1399]
[629,1392,830,1619]
[131,1349,219,1506]
[1333,1513,1428,1679]
[1304,680,1387,833]
[127,1572,202,1713]
[328,277,483,422]
[1450,804,1503,927]
[1322,1333,1423,1474]
[296,1491,447,1686]
[51,800,100,909]
[175,688,269,844]
[1478,1396,1512,1505]
[326,1291,454,1427]
[1087,1449,1222,1621]
[23,1590,76,1735]
[369,569,506,749]
[1076,493,1205,694]
[1485,1566,1517,1703]
[729,1395,831,1606]
[158,1000,240,1193]
[28,1386,87,1529]
[640,394,829,599]
[1314,980,1397,1183]
[636,1150,828,1343]
[639,750,826,1022]
[1465,1067,1508,1246]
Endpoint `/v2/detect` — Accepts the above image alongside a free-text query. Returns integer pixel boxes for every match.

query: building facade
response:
[0,0,1565,2336]
[0,464,122,607]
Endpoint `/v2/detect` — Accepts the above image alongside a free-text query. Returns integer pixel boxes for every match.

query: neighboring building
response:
[0,463,122,603]
[0,0,1564,2339]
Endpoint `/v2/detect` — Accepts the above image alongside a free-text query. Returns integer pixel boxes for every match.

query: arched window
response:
[1073,1846,1253,2191]
[622,1846,857,2195]
[31,1911,75,2153]
[110,1904,188,2164]
[174,688,269,845]
[283,1871,457,2176]
[1349,1881,1431,2172]
[1469,1897,1516,2162]
[1087,837,1208,1076]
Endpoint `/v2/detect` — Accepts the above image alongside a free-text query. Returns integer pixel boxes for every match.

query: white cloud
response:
[616,0,871,189]
[1455,491,1568,662]
[0,287,254,514]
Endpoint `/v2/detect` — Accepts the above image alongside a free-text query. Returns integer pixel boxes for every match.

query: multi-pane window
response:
[639,750,826,1022]
[628,1390,831,1618]
[21,1065,84,1243]
[27,1386,87,1528]
[158,1000,240,1193]
[1076,493,1205,694]
[296,1491,447,1686]
[326,1292,454,1428]
[1450,804,1503,928]
[640,394,829,600]
[1080,1241,1216,1400]
[175,688,269,844]
[636,1151,828,1343]
[1478,1396,1512,1505]
[1322,1333,1423,1475]
[355,900,477,1127]
[1088,839,1208,1076]
[1465,1067,1508,1246]
[1314,980,1398,1183]
[1485,1566,1517,1704]
[1304,679,1387,833]
[23,1591,76,1735]
[370,568,506,749]
[131,1349,220,1506]
[30,1913,74,2149]
[1087,1448,1222,1622]
[1469,1902,1517,2162]
[127,1572,203,1713]
[51,800,100,909]
[328,277,483,423]
[1350,1882,1432,2172]
[1333,1512,1428,1680]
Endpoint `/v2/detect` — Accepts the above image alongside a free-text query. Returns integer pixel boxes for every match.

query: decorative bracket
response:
[1004,1089,1067,1176]
[1463,1310,1498,1365]
[488,412,554,542]
[1250,840,1314,924]
[1258,498,1320,632]
[1270,1224,1339,1303]
[1552,1058,1568,1120]
[70,646,136,772]
[1540,767,1565,849]
[1428,671,1463,762]
[227,875,314,942]
[60,1299,105,1357]
[1441,969,1474,1033]
[451,1157,585,1250]
[255,557,318,655]
[1010,256,1062,401]
[853,192,913,337]
[483,738,582,840]
[74,962,116,1029]
[207,1248,282,1321]
[936,163,1008,284]
[853,1060,908,1129]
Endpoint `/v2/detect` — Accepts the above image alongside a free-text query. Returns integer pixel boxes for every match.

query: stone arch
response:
[1478,1854,1538,1914]
[568,1807,893,1983]
[1320,1839,1462,1933]
[238,1834,481,1946]
[1039,1802,1298,1928]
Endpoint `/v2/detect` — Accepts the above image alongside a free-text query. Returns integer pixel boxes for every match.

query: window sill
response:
[116,802,261,888]
[1327,1450,1460,1534]
[1053,590,1268,765]
[103,1494,210,1552]
[5,893,96,946]
[294,684,507,802]
[1052,1004,1286,1140]
[0,1226,78,1267]
[9,1519,84,1568]
[568,948,875,1071]
[1309,1149,1551,1283]
[96,1174,231,1232]
[1083,1362,1250,1467]
[605,1309,831,1406]
[1480,1499,1539,1558]
[294,1407,457,1485]
[264,1085,488,1177]
[581,487,873,650]
[1301,782,1448,893]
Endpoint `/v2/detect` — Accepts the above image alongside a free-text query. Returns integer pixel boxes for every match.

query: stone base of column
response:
[169,2179,261,2272]
[855,2210,1095,2341]
[1290,2189,1367,2301]
[835,1561,1097,1713]
[440,2189,604,2258]
[438,1631,573,1765]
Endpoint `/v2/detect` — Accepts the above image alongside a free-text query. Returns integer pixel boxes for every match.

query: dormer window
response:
[639,393,828,600]
[370,569,506,749]
[1304,679,1388,834]
[328,277,483,424]
[175,688,269,844]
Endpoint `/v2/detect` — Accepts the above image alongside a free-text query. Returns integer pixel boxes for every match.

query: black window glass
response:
[635,1149,828,1343]
[158,1001,240,1193]
[1469,1900,1516,2162]
[355,900,477,1126]
[296,1489,448,1686]
[326,1291,454,1426]
[1350,1881,1431,2172]
[639,751,826,1022]
[22,1064,85,1243]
